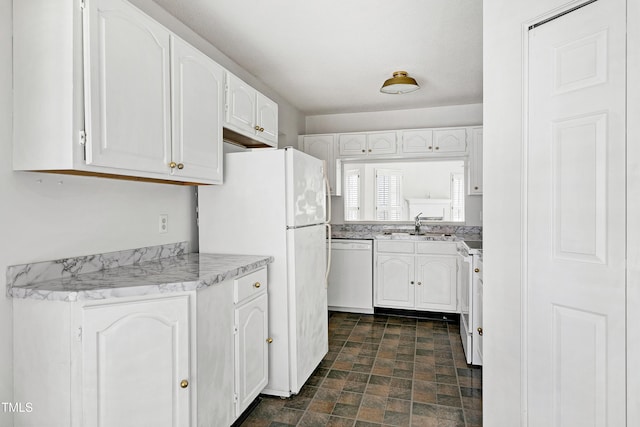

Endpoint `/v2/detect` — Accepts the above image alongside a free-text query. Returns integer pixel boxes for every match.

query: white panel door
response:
[256,92,278,146]
[85,0,171,173]
[527,1,626,426]
[433,129,467,153]
[415,255,458,312]
[288,225,328,394]
[367,132,397,155]
[376,255,414,308]
[286,149,326,227]
[338,133,367,156]
[82,296,191,427]
[235,293,269,416]
[225,73,256,134]
[402,129,434,154]
[171,37,224,182]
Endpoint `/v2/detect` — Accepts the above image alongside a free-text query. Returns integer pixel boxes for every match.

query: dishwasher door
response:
[327,240,373,314]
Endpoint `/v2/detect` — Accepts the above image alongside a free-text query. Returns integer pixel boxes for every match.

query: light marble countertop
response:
[8,252,273,302]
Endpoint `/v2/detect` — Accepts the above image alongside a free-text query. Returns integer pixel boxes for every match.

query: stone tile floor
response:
[239,312,482,427]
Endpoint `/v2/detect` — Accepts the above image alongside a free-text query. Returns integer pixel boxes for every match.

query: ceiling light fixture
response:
[380,71,420,94]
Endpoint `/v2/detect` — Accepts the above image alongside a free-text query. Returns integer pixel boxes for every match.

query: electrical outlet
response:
[159,214,168,234]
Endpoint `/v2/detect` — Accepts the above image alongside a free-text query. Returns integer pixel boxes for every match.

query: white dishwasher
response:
[327,239,374,314]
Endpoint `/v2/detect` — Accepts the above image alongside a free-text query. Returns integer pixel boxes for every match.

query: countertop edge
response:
[8,254,274,302]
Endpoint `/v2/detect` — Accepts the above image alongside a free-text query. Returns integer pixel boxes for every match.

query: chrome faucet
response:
[414,212,423,233]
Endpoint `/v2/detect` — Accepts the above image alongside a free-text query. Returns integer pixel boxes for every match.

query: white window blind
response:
[451,172,465,221]
[344,168,361,221]
[375,169,403,221]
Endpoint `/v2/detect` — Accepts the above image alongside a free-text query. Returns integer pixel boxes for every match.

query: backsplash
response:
[6,242,189,289]
[333,223,482,238]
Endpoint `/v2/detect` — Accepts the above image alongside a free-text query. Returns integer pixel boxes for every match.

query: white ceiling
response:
[153,0,483,115]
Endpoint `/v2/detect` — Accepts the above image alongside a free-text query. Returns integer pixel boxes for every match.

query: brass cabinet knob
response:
[259,127,265,132]
[417,281,422,286]
[435,146,440,150]
[475,186,479,190]
[177,163,184,170]
[266,338,273,344]
[428,146,433,150]
[477,327,483,336]
[180,379,189,388]
[361,149,365,153]
[253,282,261,288]
[410,281,415,285]
[474,268,480,273]
[169,161,177,169]
[254,125,260,131]
[368,149,372,152]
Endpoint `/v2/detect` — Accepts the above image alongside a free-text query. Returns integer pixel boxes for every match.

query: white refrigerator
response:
[198,147,329,397]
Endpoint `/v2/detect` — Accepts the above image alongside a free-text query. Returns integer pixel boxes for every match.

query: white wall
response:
[0,2,305,426]
[305,103,483,134]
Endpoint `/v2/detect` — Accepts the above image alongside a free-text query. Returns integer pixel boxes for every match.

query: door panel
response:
[415,255,457,311]
[235,293,269,415]
[171,37,223,182]
[376,255,414,308]
[256,92,278,145]
[527,1,626,425]
[85,0,171,173]
[226,73,256,132]
[82,296,190,427]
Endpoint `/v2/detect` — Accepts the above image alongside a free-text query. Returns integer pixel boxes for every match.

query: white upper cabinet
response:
[433,128,467,153]
[338,133,367,156]
[401,130,434,154]
[400,128,467,155]
[84,0,172,175]
[170,37,224,183]
[468,127,483,195]
[13,0,225,185]
[338,132,398,157]
[225,73,278,147]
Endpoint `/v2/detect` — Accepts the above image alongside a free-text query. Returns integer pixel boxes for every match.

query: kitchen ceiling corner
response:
[152,0,483,115]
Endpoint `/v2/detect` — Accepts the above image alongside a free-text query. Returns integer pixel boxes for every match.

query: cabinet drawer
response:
[376,241,415,254]
[234,268,268,304]
[416,241,458,255]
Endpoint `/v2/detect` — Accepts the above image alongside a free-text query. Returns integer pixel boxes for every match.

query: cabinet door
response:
[415,255,458,312]
[85,0,171,174]
[433,129,468,153]
[256,92,278,146]
[375,254,415,308]
[472,272,483,365]
[401,130,434,154]
[468,127,483,195]
[82,295,191,427]
[367,132,398,155]
[171,37,224,183]
[301,135,337,195]
[225,73,257,134]
[235,293,269,416]
[338,133,367,156]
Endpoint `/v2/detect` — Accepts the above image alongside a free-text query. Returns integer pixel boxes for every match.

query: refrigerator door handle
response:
[324,173,331,224]
[325,223,332,287]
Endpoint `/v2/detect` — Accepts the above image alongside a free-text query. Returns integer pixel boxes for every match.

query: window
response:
[344,168,361,221]
[375,169,403,221]
[451,172,465,222]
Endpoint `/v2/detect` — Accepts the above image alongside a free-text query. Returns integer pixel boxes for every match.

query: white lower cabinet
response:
[233,269,269,417]
[82,296,191,427]
[375,241,458,313]
[472,257,483,365]
[12,267,269,427]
